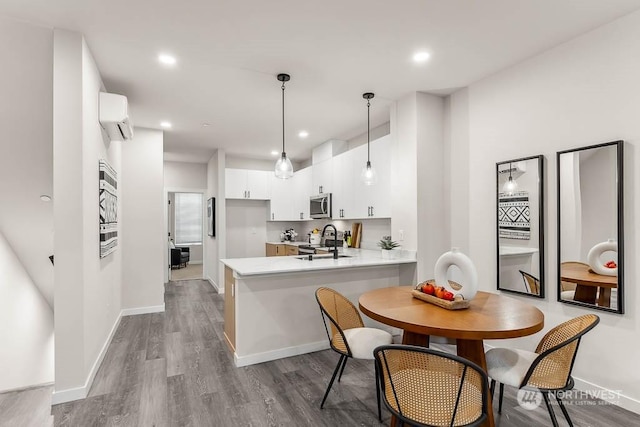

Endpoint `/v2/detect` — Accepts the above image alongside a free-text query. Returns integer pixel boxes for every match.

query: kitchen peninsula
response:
[220,248,416,367]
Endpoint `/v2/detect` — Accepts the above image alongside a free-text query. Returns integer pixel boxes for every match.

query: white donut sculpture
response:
[587,239,618,277]
[434,248,479,301]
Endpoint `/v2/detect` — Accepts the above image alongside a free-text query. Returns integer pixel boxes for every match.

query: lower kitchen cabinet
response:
[266,243,299,256]
[266,243,285,256]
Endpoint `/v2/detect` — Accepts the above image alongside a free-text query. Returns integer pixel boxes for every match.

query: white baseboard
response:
[121,304,165,317]
[483,342,640,415]
[234,341,329,367]
[52,310,123,405]
[51,303,165,405]
[572,376,640,415]
[207,276,223,294]
[0,381,54,394]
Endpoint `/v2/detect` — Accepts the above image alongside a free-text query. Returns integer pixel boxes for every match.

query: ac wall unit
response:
[99,92,133,141]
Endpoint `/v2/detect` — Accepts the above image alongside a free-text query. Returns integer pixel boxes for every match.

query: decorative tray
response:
[412,279,470,310]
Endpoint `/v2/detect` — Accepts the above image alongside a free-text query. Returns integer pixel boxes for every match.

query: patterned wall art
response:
[99,159,118,258]
[498,191,531,240]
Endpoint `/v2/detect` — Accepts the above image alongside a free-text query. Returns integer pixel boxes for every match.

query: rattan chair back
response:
[519,270,540,295]
[315,287,364,356]
[374,345,488,427]
[522,314,599,390]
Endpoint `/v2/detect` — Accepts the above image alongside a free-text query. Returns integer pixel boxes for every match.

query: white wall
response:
[204,151,220,287]
[121,128,165,310]
[53,29,123,400]
[390,92,447,281]
[164,160,207,189]
[0,16,54,307]
[0,16,55,392]
[447,9,640,411]
[0,233,54,392]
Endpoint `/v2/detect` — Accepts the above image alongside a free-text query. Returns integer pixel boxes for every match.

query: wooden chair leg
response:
[498,383,504,413]
[321,355,345,409]
[542,392,560,427]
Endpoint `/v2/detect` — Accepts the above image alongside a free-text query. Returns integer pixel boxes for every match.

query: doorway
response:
[168,191,204,281]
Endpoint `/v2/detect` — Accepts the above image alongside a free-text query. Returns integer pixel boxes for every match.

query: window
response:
[175,193,203,245]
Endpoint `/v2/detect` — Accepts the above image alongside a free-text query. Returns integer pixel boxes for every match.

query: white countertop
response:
[221,248,416,277]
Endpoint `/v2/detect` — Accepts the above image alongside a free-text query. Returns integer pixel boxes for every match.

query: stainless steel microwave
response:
[310,194,332,219]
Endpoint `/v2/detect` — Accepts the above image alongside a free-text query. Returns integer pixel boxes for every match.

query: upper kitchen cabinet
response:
[312,158,332,195]
[294,167,312,220]
[333,135,392,219]
[356,135,392,218]
[225,168,270,200]
[268,167,312,221]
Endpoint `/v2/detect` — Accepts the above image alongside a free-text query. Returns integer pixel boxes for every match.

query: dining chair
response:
[486,314,599,427]
[315,287,392,419]
[374,345,489,427]
[519,270,540,295]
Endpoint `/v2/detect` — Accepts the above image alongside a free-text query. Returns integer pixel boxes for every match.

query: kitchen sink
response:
[295,254,352,260]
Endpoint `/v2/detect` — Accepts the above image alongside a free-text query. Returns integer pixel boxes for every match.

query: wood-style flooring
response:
[2,279,638,426]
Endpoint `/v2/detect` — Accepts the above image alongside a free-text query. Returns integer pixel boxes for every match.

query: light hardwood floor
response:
[2,279,638,426]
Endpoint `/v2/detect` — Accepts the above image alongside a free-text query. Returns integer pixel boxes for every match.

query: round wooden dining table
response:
[359,286,544,427]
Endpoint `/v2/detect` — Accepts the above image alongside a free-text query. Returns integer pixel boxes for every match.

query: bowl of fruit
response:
[412,280,471,310]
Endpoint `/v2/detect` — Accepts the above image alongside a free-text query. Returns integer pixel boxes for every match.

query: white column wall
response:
[53,30,124,401]
[205,151,220,289]
[447,9,640,412]
[53,29,88,392]
[121,128,165,310]
[390,92,446,281]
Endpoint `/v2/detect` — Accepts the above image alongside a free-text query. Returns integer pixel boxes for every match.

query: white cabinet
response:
[225,169,270,200]
[268,167,312,221]
[293,167,312,220]
[268,174,293,221]
[355,135,392,218]
[332,135,392,219]
[311,158,332,195]
[332,146,361,220]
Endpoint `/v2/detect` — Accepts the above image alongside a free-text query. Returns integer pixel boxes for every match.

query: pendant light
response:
[361,92,377,185]
[274,73,294,179]
[503,162,518,195]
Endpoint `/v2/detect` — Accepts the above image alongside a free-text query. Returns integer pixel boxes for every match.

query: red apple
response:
[422,283,435,295]
[442,291,455,301]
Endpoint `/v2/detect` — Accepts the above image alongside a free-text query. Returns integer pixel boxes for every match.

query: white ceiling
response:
[2,0,640,163]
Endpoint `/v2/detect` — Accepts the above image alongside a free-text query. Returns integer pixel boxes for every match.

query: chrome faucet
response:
[321,224,339,259]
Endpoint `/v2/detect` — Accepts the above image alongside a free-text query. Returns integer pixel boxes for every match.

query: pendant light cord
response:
[281,81,286,155]
[367,98,371,163]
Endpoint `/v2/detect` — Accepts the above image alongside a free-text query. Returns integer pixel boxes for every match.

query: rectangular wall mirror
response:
[557,140,624,313]
[496,155,544,298]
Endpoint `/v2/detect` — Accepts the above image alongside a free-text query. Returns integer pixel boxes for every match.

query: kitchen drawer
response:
[285,245,299,256]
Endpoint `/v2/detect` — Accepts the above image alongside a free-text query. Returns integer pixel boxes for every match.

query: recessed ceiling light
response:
[412,51,431,63]
[158,54,177,66]
[40,195,51,202]
[271,150,280,156]
[160,121,172,129]
[298,130,309,138]
[202,123,211,127]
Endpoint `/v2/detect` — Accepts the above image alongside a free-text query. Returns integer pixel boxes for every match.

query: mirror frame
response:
[556,140,624,314]
[496,155,545,298]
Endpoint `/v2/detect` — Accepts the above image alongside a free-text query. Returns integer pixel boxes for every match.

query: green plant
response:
[378,236,400,250]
